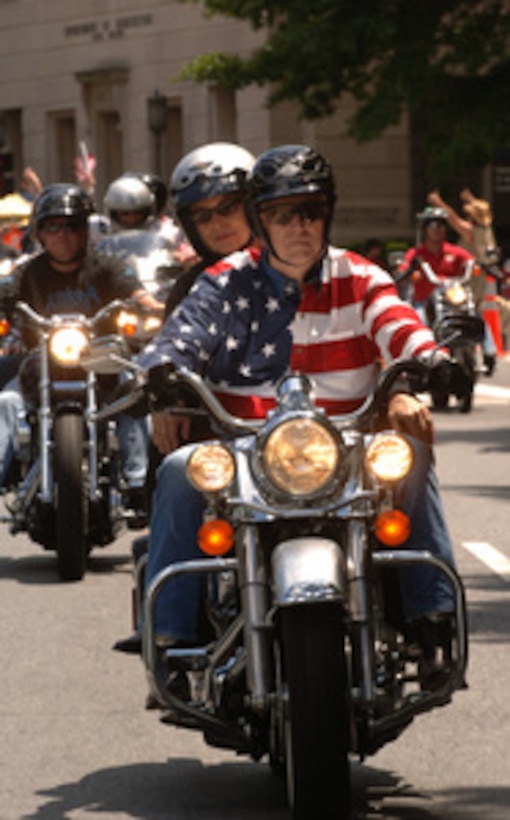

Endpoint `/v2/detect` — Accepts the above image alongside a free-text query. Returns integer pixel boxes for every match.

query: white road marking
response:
[474,383,510,400]
[462,541,510,581]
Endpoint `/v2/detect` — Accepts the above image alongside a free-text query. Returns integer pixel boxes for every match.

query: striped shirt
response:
[139,245,436,418]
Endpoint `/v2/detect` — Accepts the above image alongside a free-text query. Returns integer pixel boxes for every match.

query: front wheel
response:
[281,603,351,820]
[54,412,87,581]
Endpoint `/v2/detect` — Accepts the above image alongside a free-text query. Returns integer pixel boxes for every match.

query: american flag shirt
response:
[138,245,437,418]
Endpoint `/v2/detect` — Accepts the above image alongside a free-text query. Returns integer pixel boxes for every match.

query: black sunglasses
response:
[40,219,86,234]
[189,196,244,226]
[260,200,328,226]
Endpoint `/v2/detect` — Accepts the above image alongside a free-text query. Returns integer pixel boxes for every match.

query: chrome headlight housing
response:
[256,414,343,500]
[365,432,413,483]
[187,443,236,494]
[49,326,89,366]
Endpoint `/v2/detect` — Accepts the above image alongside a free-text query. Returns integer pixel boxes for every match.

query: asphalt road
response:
[1,358,509,820]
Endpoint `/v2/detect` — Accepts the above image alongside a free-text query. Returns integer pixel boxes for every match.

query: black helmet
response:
[33,183,95,231]
[249,145,335,207]
[248,145,336,257]
[170,142,255,259]
[122,171,168,215]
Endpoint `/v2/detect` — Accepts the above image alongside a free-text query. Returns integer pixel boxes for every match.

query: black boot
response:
[113,633,142,654]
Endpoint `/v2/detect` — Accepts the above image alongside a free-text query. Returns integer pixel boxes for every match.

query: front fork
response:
[37,341,99,505]
[347,518,376,703]
[85,370,99,502]
[238,526,272,712]
[38,335,52,503]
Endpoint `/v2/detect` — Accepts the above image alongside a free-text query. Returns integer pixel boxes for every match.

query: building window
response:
[49,113,77,183]
[97,110,123,190]
[164,99,183,183]
[208,86,236,143]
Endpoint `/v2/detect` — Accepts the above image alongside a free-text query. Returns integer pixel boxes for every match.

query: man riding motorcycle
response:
[397,207,474,317]
[133,145,459,694]
[0,183,162,498]
[397,205,495,386]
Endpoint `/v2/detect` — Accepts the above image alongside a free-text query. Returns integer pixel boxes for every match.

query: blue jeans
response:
[146,437,456,640]
[0,378,24,485]
[116,414,149,488]
[0,377,148,488]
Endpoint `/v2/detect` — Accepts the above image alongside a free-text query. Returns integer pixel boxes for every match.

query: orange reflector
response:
[121,322,137,337]
[117,311,138,337]
[197,519,235,556]
[374,509,411,547]
[0,317,11,336]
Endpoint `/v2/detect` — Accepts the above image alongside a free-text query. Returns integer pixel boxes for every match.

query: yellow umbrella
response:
[0,192,33,224]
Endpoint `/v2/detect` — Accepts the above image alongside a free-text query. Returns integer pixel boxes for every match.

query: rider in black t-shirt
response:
[0,183,162,490]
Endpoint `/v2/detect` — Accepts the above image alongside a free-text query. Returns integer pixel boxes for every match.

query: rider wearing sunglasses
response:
[135,145,459,692]
[0,183,162,500]
[164,142,255,317]
[113,142,257,654]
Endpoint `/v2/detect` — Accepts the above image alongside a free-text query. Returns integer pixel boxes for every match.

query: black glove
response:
[146,363,178,411]
[411,255,423,271]
[428,359,471,396]
[146,362,201,412]
[395,255,422,284]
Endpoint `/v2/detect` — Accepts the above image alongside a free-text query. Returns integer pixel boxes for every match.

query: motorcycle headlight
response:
[445,283,468,306]
[49,327,89,366]
[262,418,339,497]
[187,444,236,493]
[365,433,413,483]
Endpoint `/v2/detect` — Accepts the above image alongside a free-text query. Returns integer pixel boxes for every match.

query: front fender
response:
[271,537,346,606]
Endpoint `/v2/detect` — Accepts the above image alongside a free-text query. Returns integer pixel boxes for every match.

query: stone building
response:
[0,0,496,250]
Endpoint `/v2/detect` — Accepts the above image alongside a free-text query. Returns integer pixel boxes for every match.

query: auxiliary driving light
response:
[187,444,236,493]
[365,433,413,483]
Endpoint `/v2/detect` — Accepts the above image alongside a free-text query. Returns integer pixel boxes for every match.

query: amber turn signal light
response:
[0,317,11,336]
[197,519,235,556]
[374,509,411,547]
[116,311,138,337]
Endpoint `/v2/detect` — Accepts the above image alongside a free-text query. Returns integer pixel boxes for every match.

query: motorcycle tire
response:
[431,390,449,410]
[54,412,87,581]
[281,602,350,820]
[458,388,473,413]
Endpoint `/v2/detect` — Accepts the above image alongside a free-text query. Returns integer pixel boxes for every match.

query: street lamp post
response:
[147,89,168,177]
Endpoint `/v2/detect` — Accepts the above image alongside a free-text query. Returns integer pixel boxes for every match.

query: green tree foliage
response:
[177,0,510,176]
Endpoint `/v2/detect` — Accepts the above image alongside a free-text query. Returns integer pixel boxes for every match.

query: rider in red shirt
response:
[398,207,474,305]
